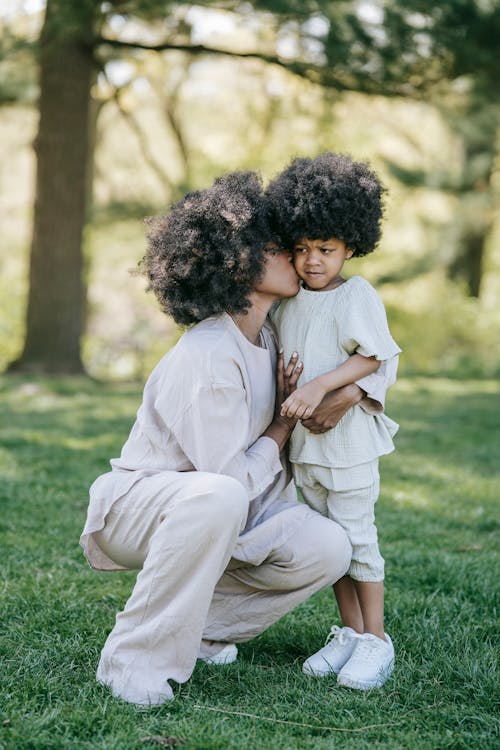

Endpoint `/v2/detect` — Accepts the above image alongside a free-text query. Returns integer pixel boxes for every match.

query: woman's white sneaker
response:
[337,632,394,690]
[302,626,361,677]
[198,643,238,665]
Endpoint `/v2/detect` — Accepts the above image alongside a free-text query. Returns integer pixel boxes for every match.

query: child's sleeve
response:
[343,278,401,361]
[356,355,399,413]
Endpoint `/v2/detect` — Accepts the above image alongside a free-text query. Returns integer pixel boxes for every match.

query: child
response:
[267,153,401,690]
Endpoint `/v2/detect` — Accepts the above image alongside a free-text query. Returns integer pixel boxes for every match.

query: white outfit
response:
[80,313,359,705]
[294,460,383,581]
[272,276,402,582]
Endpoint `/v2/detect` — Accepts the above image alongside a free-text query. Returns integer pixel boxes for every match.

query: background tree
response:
[373,1,500,298]
[8,0,96,373]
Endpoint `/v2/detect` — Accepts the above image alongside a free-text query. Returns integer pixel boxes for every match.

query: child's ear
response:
[346,248,354,259]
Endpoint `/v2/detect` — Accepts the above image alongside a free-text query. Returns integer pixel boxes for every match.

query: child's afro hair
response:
[266,152,386,256]
[141,171,275,325]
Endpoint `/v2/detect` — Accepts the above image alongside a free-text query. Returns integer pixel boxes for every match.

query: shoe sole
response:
[302,662,340,677]
[199,645,238,665]
[202,654,237,665]
[337,659,394,690]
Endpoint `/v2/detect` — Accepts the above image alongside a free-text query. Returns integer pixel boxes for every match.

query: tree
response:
[9,0,95,372]
[434,87,498,298]
[386,93,498,298]
[7,0,500,372]
[372,1,500,298]
[10,0,367,374]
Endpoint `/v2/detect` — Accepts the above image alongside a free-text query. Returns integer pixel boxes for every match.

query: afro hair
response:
[266,153,386,256]
[141,171,275,325]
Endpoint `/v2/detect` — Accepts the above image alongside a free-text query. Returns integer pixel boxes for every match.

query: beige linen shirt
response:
[80,311,392,570]
[272,276,402,468]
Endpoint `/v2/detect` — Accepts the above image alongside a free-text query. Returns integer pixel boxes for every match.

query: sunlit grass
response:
[1,375,498,749]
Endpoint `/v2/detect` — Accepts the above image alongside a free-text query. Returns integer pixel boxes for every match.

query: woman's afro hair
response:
[266,152,386,256]
[141,171,275,325]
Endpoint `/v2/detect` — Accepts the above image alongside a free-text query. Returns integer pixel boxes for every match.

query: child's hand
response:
[301,383,364,433]
[280,379,326,420]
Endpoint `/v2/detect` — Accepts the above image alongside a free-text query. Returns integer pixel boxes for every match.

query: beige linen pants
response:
[93,471,351,706]
[293,460,384,582]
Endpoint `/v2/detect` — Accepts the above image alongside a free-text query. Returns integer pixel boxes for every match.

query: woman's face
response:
[254,245,300,299]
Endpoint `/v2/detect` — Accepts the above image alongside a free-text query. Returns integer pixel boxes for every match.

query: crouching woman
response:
[80,172,352,706]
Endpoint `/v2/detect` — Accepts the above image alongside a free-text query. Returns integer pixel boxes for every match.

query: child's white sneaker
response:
[337,632,394,690]
[302,626,360,677]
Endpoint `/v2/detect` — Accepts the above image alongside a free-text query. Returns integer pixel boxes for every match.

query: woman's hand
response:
[275,349,303,420]
[300,383,364,433]
[264,350,303,452]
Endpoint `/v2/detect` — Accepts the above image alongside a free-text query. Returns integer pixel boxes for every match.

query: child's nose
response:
[306,250,322,264]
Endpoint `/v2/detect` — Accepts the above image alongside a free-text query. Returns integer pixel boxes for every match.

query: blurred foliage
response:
[0,18,38,104]
[385,277,500,378]
[385,91,499,297]
[1,89,499,380]
[0,1,499,377]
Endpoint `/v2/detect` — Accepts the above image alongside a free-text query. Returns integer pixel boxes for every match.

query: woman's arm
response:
[300,353,399,433]
[169,352,302,500]
[301,383,365,434]
[264,348,302,452]
[280,354,380,420]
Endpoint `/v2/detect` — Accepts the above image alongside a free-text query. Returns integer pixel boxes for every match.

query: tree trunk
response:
[446,104,497,300]
[9,0,94,373]
[449,226,487,298]
[463,227,485,298]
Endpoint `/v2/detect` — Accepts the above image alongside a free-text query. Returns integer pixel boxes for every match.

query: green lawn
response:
[0,375,498,750]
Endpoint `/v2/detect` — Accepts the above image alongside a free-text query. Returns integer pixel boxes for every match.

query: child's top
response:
[271,275,402,469]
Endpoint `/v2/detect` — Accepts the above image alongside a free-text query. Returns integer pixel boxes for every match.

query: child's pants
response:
[293,459,384,582]
[92,471,351,705]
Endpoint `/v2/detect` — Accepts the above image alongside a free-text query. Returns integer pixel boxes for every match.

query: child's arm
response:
[280,354,380,420]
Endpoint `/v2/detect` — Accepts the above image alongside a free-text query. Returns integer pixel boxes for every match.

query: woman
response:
[80,171,383,706]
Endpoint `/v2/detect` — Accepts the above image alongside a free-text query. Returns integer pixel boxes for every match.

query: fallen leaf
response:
[140,735,185,747]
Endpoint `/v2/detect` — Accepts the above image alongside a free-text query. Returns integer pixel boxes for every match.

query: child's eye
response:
[294,247,307,253]
[321,247,334,253]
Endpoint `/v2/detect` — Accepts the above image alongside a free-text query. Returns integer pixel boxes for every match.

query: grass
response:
[0,374,498,750]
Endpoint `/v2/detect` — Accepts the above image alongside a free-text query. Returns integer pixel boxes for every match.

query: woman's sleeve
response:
[167,382,283,501]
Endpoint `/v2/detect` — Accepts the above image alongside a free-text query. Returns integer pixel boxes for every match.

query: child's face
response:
[293,237,353,291]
